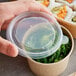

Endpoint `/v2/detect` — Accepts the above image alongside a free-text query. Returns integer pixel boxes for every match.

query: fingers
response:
[0,36,18,57]
[0,0,52,31]
[0,17,4,31]
[1,17,14,30]
[0,3,15,30]
[0,1,27,30]
[1,20,11,30]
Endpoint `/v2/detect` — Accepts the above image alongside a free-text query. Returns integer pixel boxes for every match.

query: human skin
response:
[0,0,51,57]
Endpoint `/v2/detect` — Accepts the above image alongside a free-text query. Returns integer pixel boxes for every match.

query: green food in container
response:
[22,21,70,62]
[34,35,72,63]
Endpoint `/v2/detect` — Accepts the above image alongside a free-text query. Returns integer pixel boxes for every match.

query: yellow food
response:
[42,0,49,7]
[51,5,67,19]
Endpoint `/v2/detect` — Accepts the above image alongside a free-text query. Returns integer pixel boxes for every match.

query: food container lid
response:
[7,11,63,59]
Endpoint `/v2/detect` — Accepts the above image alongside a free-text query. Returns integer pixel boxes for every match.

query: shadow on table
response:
[0,54,35,76]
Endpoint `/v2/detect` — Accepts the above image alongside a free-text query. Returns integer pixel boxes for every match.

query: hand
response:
[0,0,51,57]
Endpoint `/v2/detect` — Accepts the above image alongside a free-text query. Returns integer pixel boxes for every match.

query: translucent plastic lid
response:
[22,21,56,52]
[7,12,63,59]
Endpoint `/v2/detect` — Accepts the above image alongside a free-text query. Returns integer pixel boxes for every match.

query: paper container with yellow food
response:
[49,3,76,38]
[57,11,76,38]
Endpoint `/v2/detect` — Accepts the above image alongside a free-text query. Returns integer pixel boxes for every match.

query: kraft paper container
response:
[57,17,76,39]
[27,26,74,76]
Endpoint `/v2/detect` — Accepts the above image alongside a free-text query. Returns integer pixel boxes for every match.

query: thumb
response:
[0,36,18,57]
